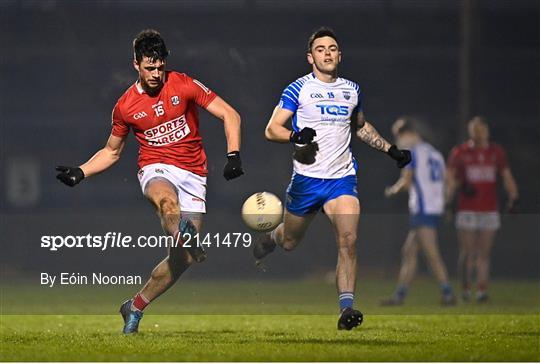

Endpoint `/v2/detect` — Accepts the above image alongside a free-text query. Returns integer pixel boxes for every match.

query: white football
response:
[241,192,283,232]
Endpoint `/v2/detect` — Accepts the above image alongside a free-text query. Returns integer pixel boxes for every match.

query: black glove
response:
[387,145,412,169]
[461,182,477,198]
[293,142,319,165]
[56,166,85,187]
[290,127,316,145]
[223,151,244,180]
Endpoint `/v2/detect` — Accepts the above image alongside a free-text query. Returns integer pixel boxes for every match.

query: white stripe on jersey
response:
[278,73,362,179]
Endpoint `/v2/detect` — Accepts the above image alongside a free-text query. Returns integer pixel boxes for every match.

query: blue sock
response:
[339,292,354,311]
[395,284,408,300]
[440,282,453,297]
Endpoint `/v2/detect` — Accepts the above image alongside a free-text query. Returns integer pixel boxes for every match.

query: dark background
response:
[1,0,539,281]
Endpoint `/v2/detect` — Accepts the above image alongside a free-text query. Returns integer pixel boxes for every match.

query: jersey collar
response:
[134,72,168,95]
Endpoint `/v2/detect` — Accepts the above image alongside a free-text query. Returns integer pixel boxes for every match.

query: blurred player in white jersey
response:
[381,118,456,306]
[253,27,412,330]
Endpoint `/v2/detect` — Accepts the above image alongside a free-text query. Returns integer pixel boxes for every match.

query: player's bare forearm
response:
[265,107,295,143]
[501,168,519,202]
[80,134,125,177]
[386,169,413,197]
[222,111,241,153]
[356,121,391,153]
[445,167,458,204]
[206,96,241,152]
[265,123,292,143]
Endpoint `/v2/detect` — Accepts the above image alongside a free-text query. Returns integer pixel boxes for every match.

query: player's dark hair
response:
[307,27,339,52]
[392,117,417,136]
[133,29,169,63]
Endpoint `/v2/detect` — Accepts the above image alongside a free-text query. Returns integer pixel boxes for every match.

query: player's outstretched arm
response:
[355,112,391,152]
[205,96,244,180]
[56,134,126,187]
[385,169,413,197]
[355,112,411,168]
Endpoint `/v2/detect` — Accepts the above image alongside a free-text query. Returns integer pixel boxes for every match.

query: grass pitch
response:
[1,279,539,361]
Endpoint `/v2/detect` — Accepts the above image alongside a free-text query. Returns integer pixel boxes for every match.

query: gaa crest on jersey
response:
[171,95,180,106]
[155,168,164,174]
[343,91,351,100]
[133,111,148,120]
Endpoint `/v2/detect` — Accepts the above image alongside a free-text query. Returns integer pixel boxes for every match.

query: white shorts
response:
[455,211,500,231]
[137,163,207,213]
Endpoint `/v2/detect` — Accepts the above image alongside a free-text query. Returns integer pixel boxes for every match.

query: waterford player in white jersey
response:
[381,118,455,306]
[253,27,412,330]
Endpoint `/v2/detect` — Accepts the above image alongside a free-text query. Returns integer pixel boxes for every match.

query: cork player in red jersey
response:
[55,29,244,333]
[446,116,518,303]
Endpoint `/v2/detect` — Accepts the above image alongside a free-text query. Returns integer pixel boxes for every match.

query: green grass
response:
[1,279,539,361]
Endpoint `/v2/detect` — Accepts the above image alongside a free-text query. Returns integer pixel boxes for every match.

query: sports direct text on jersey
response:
[144,115,191,146]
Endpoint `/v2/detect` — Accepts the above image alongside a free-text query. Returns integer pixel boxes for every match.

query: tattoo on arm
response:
[356,121,390,152]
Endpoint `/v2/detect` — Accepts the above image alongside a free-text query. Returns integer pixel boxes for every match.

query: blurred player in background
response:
[55,29,244,333]
[381,118,455,306]
[446,116,518,303]
[254,27,411,330]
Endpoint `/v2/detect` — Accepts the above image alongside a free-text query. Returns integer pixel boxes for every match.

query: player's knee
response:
[337,231,356,248]
[338,241,356,259]
[423,247,438,259]
[477,251,490,261]
[401,243,414,257]
[158,196,180,217]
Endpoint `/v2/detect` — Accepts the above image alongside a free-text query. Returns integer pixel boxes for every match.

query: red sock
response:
[132,293,150,311]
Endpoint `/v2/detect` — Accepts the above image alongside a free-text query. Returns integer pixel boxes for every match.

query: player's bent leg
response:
[139,216,203,303]
[280,209,317,250]
[417,227,455,305]
[475,229,496,303]
[145,177,182,235]
[457,228,476,301]
[382,230,418,306]
[120,179,202,334]
[253,209,316,260]
[145,179,205,262]
[119,247,194,334]
[324,195,363,329]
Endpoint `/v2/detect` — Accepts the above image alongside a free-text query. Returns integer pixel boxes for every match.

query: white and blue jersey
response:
[407,142,446,227]
[278,73,362,215]
[279,73,361,179]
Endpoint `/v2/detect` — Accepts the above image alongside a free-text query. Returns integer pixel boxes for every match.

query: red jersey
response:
[447,141,509,212]
[111,71,217,176]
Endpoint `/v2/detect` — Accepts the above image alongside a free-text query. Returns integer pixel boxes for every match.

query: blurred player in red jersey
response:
[55,30,244,333]
[446,116,518,303]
